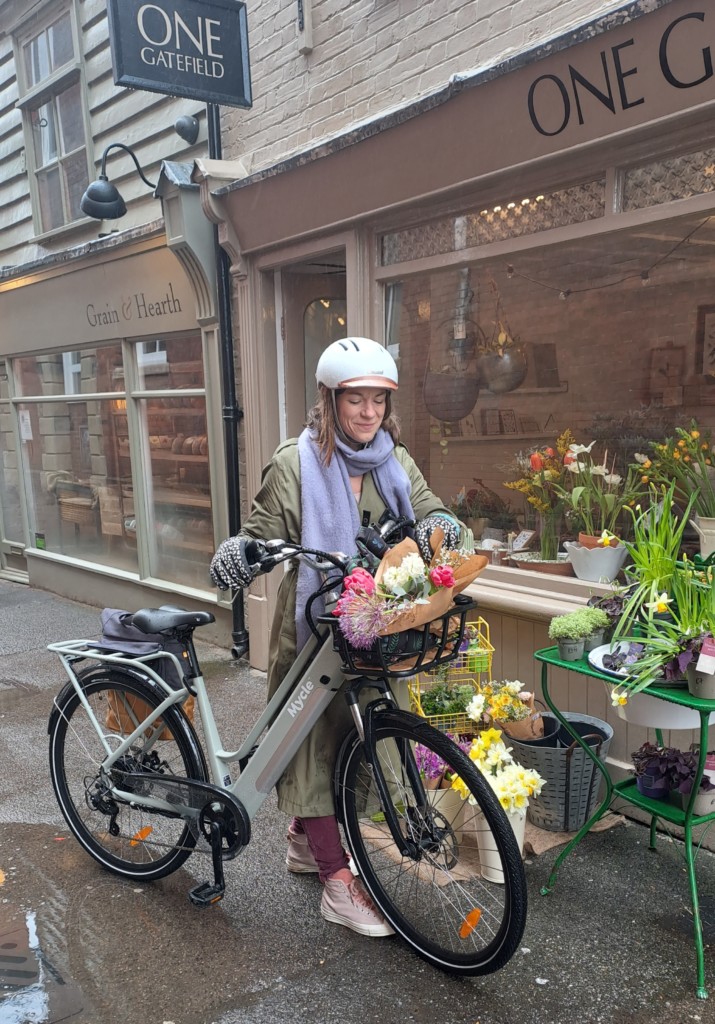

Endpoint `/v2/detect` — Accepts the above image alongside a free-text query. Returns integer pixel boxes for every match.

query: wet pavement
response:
[0,578,714,1024]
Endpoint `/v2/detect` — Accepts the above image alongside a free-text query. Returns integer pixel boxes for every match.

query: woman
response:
[210,337,465,938]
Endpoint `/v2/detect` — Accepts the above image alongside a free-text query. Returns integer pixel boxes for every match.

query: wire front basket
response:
[321,595,476,679]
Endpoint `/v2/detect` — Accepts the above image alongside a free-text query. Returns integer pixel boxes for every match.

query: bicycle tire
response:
[49,669,208,881]
[337,709,527,975]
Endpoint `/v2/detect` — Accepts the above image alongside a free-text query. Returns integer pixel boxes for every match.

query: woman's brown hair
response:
[306,384,401,464]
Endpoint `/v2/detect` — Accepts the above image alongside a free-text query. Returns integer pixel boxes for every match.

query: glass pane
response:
[63,147,88,222]
[380,180,606,266]
[140,396,213,590]
[303,298,347,411]
[15,345,124,397]
[23,34,49,88]
[382,212,715,549]
[37,166,63,231]
[17,398,138,572]
[31,102,58,167]
[57,82,84,153]
[49,13,73,70]
[623,147,715,211]
[135,333,204,391]
[0,363,23,544]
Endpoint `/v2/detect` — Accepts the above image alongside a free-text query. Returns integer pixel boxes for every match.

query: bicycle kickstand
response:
[188,820,226,908]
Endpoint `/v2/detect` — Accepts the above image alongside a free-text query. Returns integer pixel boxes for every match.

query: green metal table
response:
[534,646,715,1000]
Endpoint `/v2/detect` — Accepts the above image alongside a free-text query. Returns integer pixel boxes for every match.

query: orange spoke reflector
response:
[0,868,5,887]
[130,826,153,846]
[459,908,482,938]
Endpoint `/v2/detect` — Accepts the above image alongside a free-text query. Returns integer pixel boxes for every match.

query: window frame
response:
[13,0,93,237]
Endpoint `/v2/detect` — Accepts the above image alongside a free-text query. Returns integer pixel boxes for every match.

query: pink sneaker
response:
[321,877,394,937]
[285,828,319,874]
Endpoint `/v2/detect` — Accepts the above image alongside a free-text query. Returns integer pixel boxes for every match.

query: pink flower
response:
[343,567,376,595]
[429,565,455,588]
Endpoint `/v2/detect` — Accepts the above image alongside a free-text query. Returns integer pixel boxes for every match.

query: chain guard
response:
[113,771,250,857]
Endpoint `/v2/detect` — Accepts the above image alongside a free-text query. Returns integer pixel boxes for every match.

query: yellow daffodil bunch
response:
[466,679,533,725]
[636,418,715,518]
[450,726,545,817]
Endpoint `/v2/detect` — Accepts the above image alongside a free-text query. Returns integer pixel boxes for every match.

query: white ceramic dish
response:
[587,643,686,688]
[588,644,714,730]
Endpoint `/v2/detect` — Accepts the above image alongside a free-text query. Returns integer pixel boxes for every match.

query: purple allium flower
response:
[336,591,402,648]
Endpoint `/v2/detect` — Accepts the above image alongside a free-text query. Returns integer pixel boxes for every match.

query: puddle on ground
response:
[0,909,85,1022]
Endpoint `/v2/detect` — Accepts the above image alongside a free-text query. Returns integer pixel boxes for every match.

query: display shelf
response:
[430,433,549,443]
[535,645,715,999]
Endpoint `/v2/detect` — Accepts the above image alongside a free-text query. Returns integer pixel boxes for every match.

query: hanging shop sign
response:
[107,0,252,108]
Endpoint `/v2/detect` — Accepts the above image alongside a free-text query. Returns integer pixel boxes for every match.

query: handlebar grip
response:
[356,525,389,560]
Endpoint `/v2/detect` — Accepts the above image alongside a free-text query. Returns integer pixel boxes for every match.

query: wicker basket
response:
[409,616,494,733]
[508,711,613,832]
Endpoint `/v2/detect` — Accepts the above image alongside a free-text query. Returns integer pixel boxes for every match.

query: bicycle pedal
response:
[188,881,225,907]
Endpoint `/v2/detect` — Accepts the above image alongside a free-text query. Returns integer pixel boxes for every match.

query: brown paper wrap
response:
[493,692,544,740]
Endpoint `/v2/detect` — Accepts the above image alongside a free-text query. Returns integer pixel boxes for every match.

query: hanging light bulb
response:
[559,289,571,301]
[506,265,515,279]
[641,270,651,286]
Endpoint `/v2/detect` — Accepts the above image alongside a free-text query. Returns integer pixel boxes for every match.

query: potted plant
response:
[463,678,552,742]
[639,419,715,557]
[672,748,715,816]
[449,479,509,540]
[553,439,648,582]
[475,277,528,395]
[415,735,473,839]
[504,430,576,570]
[548,608,598,661]
[587,587,629,641]
[631,741,678,800]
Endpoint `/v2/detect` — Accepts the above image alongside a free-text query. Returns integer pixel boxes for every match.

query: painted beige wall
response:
[226,0,639,172]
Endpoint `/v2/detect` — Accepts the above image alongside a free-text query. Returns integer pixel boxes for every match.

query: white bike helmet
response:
[316,337,398,390]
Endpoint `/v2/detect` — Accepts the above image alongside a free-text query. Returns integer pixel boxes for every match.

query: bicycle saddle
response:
[131,607,216,634]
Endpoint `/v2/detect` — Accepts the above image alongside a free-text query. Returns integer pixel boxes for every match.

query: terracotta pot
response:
[508,552,575,576]
[476,348,528,394]
[423,372,479,422]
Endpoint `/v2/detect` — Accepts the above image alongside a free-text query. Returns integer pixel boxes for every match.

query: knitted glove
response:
[209,536,266,591]
[415,514,460,562]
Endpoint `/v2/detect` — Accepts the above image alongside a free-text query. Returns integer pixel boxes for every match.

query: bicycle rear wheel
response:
[338,710,527,975]
[49,670,207,880]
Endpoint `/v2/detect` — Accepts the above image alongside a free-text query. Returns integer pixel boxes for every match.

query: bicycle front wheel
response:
[49,670,207,881]
[338,710,527,975]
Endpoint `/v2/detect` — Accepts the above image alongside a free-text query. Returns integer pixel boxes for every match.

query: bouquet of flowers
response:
[503,430,575,559]
[450,727,545,817]
[465,679,545,740]
[635,418,715,518]
[551,439,648,540]
[332,534,488,650]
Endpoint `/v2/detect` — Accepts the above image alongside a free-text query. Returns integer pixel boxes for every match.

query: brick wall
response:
[226,0,634,171]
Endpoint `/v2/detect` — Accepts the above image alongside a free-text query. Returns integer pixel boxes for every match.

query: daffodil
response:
[568,441,596,456]
[610,690,628,707]
[597,530,617,547]
[645,591,672,615]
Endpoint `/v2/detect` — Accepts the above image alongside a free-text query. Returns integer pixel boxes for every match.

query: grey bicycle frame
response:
[50,621,392,824]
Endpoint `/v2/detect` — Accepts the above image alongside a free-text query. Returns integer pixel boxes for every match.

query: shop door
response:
[278,250,347,436]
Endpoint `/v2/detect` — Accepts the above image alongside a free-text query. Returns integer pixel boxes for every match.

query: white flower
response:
[466,694,486,722]
[645,591,672,615]
[590,464,607,476]
[566,461,585,473]
[611,689,628,707]
[503,679,523,695]
[634,453,648,464]
[568,442,596,455]
[604,473,622,486]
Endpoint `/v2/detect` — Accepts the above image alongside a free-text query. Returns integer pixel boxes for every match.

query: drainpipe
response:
[207,102,249,660]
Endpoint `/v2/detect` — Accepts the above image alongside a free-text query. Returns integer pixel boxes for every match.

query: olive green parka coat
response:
[241,438,457,817]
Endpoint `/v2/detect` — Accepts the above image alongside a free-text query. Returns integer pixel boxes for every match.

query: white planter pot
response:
[563,541,628,583]
[557,638,585,662]
[616,690,715,730]
[426,786,465,841]
[686,664,715,701]
[471,808,525,884]
[691,514,715,559]
[680,788,715,816]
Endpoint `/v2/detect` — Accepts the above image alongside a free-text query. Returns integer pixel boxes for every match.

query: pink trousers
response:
[291,814,349,882]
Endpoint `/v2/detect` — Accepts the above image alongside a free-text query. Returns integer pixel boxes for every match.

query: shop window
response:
[15,344,123,397]
[14,3,91,234]
[0,362,23,545]
[380,180,606,266]
[622,145,715,212]
[384,207,715,550]
[134,333,202,390]
[17,397,138,573]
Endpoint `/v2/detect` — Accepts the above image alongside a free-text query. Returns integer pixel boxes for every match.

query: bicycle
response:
[47,533,527,976]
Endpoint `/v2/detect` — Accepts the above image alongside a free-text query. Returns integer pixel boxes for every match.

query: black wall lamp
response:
[80,142,156,220]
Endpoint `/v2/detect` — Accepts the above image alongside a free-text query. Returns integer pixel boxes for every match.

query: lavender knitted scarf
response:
[296,427,414,651]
